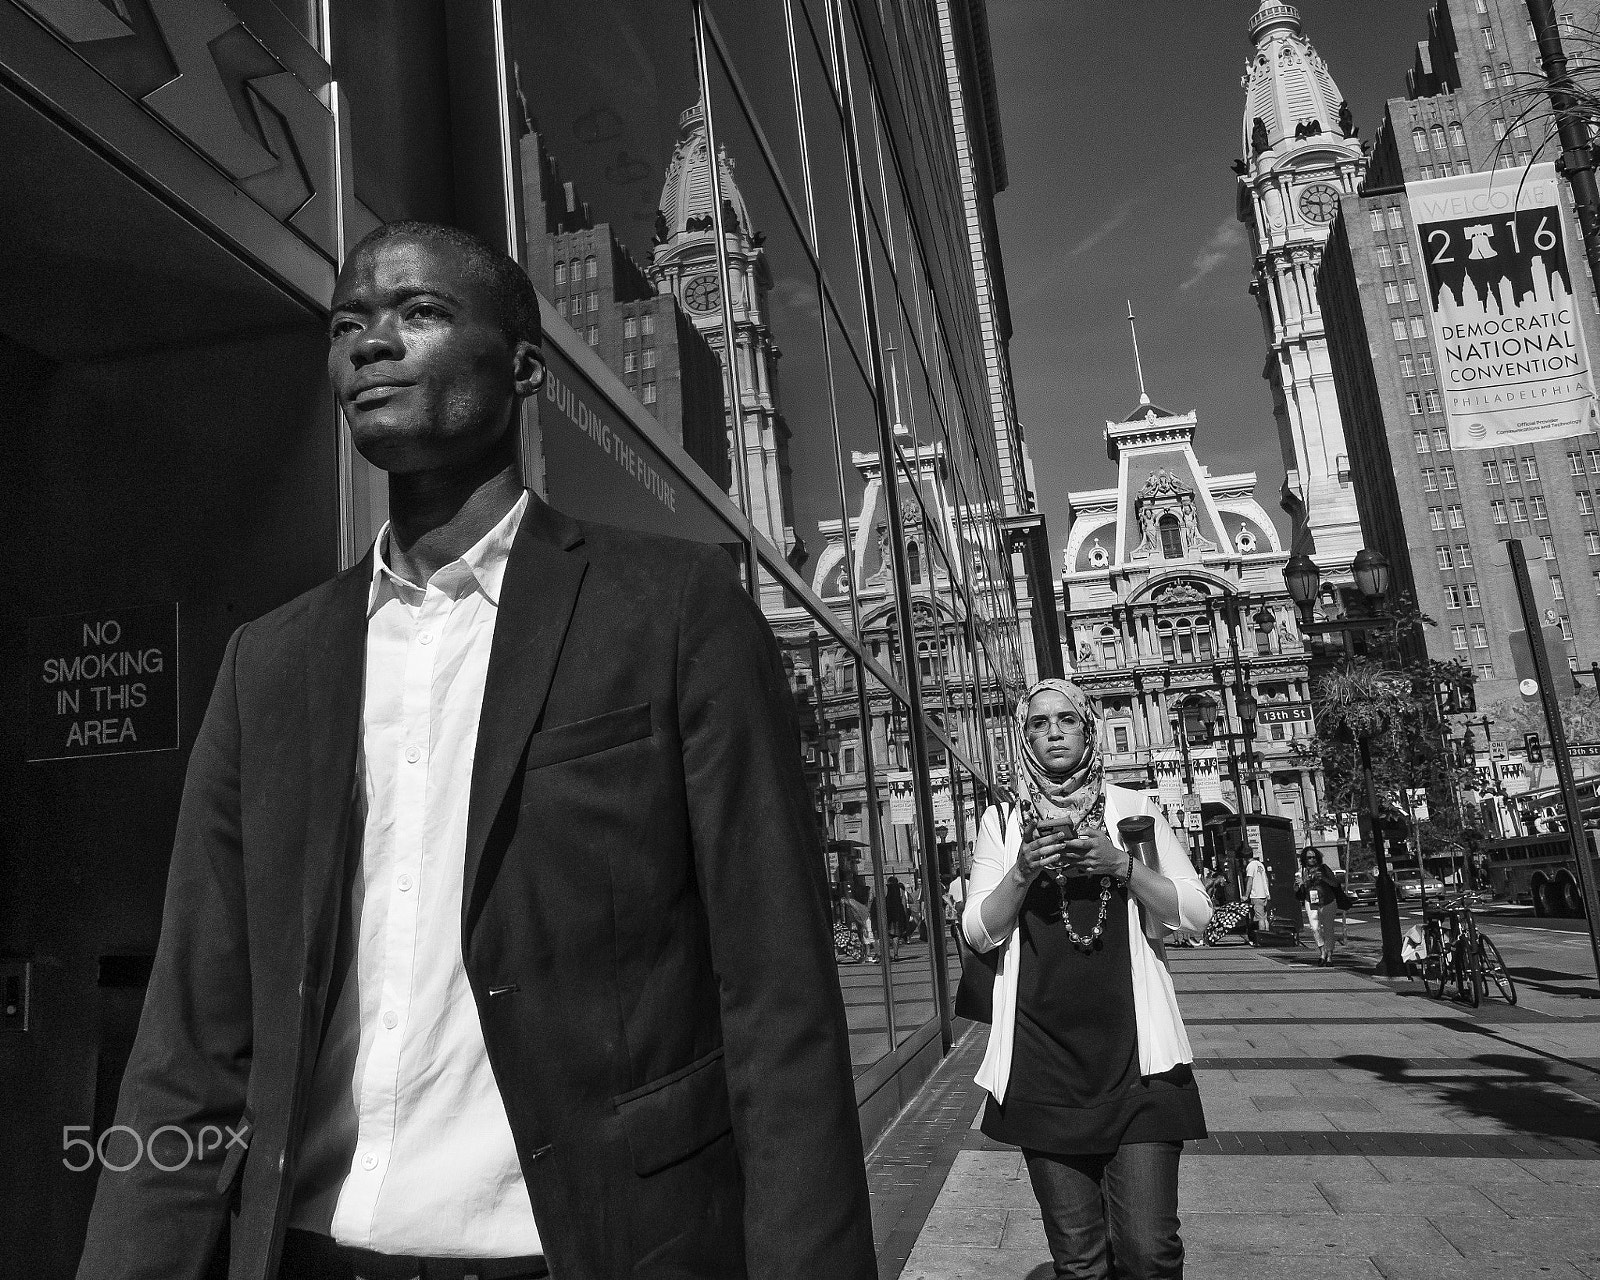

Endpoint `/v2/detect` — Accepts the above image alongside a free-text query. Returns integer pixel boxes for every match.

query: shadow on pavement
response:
[1337,1051,1600,1141]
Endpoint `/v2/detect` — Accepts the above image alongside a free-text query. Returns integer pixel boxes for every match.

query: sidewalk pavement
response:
[866,940,1600,1280]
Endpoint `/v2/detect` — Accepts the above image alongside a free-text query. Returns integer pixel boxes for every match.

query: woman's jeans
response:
[1023,1142,1183,1279]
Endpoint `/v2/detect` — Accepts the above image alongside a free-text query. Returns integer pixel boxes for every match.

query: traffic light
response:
[1525,732,1544,763]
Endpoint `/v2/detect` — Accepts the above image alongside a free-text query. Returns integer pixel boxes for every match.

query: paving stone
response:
[1482,1183,1600,1217]
[1523,1160,1600,1185]
[1366,1255,1587,1280]
[1316,1180,1506,1216]
[1366,1155,1544,1183]
[1253,1094,1379,1112]
[1182,1152,1381,1182]
[1184,1247,1384,1279]
[1179,1178,1335,1214]
[913,1206,1007,1249]
[898,1244,1051,1280]
[1430,1213,1600,1266]
[1182,1209,1451,1255]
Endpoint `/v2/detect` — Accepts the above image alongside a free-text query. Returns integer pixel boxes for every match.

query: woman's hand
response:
[1014,821,1071,882]
[1057,826,1125,879]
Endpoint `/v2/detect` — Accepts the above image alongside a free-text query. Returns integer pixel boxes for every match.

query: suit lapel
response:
[301,554,372,969]
[462,498,588,930]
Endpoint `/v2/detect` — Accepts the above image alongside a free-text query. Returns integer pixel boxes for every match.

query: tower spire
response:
[1126,300,1150,406]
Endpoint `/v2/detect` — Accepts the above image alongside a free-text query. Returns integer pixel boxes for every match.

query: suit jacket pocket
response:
[523,701,653,772]
[214,1105,254,1196]
[613,1047,732,1177]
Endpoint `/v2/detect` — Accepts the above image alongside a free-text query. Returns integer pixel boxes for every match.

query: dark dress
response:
[982,870,1208,1155]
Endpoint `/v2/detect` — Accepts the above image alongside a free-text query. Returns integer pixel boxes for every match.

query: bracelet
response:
[1124,851,1135,884]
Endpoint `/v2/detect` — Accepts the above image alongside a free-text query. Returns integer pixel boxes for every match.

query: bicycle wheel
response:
[1424,925,1448,998]
[1478,934,1517,1005]
[1456,940,1482,1007]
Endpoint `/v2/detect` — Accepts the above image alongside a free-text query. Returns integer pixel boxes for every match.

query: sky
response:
[987,0,1439,568]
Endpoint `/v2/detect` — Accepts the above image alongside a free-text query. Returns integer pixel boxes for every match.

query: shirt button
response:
[397,873,414,892]
[405,746,421,764]
[382,1010,398,1030]
[419,632,434,646]
[361,1152,379,1171]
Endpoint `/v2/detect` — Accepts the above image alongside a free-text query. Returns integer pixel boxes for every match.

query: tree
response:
[1486,687,1600,747]
[1299,595,1477,860]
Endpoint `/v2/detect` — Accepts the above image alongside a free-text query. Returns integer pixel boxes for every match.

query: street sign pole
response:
[1508,540,1600,988]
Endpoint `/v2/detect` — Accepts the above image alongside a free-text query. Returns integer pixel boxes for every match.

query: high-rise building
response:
[937,0,1062,686]
[1317,0,1600,710]
[1236,2,1369,582]
[1059,393,1320,855]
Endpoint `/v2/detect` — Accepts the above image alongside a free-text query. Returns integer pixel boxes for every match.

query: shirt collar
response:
[367,490,529,616]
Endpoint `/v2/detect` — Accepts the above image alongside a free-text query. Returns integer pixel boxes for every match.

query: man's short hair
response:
[346,221,543,350]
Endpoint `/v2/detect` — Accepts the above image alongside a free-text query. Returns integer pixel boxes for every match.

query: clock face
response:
[683,273,722,313]
[1298,182,1341,224]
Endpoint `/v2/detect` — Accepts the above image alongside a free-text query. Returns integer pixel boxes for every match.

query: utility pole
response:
[1508,540,1600,988]
[1528,1,1600,285]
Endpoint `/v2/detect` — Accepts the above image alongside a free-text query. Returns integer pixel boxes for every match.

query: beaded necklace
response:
[1021,793,1114,953]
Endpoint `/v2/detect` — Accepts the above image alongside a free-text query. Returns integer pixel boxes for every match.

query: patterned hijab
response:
[1013,677,1106,829]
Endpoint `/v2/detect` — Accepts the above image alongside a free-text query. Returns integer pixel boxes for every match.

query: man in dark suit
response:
[77,222,875,1280]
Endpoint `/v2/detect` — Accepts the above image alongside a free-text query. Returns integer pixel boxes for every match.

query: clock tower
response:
[650,101,795,573]
[1237,2,1367,583]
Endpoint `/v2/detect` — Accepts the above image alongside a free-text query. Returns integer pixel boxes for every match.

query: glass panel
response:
[704,50,852,602]
[508,2,740,542]
[827,307,885,634]
[790,0,871,367]
[507,4,696,293]
[863,668,934,1046]
[776,615,891,1075]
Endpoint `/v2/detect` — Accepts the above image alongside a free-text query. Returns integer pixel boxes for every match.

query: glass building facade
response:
[0,0,1028,1267]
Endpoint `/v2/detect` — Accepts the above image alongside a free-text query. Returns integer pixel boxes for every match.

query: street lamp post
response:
[1285,550,1408,977]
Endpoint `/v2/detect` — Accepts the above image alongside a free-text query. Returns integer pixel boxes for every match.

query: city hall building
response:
[0,0,1043,1269]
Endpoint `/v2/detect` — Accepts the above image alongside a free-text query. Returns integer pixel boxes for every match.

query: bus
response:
[1481,829,1600,916]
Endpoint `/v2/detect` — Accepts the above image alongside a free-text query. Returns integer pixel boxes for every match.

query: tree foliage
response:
[1299,595,1477,849]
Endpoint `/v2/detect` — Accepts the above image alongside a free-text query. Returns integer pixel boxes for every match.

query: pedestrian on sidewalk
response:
[1244,848,1270,942]
[1297,848,1346,965]
[963,677,1212,1280]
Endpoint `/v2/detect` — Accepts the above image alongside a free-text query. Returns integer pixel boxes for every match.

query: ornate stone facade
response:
[1061,394,1324,853]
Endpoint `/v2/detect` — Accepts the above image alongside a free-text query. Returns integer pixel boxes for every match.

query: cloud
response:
[1179,217,1246,291]
[1070,198,1140,258]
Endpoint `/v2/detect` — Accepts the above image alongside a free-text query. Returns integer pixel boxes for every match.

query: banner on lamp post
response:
[1407,163,1596,449]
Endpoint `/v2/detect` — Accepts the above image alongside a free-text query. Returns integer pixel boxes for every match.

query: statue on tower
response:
[1251,116,1270,156]
[1338,99,1358,138]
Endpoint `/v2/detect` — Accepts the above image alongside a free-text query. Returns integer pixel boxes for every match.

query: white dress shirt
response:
[962,784,1213,1104]
[291,492,542,1257]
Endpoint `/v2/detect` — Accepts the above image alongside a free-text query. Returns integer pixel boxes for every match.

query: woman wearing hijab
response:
[963,678,1213,1279]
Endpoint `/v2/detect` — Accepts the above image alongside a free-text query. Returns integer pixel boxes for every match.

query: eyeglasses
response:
[1027,715,1084,734]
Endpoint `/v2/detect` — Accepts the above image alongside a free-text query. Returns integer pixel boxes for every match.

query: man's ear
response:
[514,341,546,397]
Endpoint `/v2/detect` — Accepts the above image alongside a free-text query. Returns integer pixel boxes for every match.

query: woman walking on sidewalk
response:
[963,678,1212,1279]
[1297,848,1346,965]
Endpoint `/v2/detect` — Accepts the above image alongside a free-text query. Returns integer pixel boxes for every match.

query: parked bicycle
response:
[1417,894,1516,1007]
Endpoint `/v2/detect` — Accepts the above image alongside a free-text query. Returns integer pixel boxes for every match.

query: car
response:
[1345,872,1377,904]
[1391,867,1445,901]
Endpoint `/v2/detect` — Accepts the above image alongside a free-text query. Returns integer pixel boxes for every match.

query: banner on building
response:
[1407,163,1596,448]
[887,772,916,825]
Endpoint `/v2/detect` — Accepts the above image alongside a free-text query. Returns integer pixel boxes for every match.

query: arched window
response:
[1412,128,1429,152]
[554,262,567,285]
[1449,121,1466,148]
[907,541,922,584]
[585,255,598,279]
[1157,622,1175,660]
[1159,514,1184,559]
[1429,124,1447,151]
[1099,625,1118,667]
